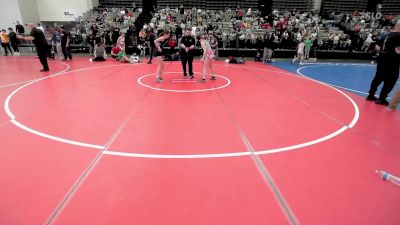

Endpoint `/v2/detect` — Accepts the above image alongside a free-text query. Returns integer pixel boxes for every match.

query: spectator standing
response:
[37,23,44,32]
[60,26,72,61]
[304,37,312,60]
[210,34,218,59]
[117,32,126,51]
[53,28,63,60]
[263,31,274,63]
[8,28,19,55]
[0,29,12,56]
[292,39,305,64]
[15,21,25,34]
[361,34,374,52]
[147,29,157,64]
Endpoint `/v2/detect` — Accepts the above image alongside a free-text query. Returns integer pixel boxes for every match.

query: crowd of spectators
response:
[1,3,400,60]
[148,5,399,53]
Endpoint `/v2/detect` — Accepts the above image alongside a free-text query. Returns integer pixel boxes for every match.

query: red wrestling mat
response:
[0,57,399,225]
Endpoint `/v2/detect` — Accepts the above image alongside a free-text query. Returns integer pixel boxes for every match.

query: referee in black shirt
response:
[367,20,400,105]
[17,23,49,72]
[180,28,196,78]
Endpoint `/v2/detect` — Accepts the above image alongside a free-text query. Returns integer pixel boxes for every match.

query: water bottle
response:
[376,170,400,186]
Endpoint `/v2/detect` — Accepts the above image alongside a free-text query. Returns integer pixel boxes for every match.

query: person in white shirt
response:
[117,32,125,51]
[292,40,305,64]
[37,23,44,32]
[361,33,374,52]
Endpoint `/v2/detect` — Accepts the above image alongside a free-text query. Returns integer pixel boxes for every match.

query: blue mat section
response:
[270,60,400,99]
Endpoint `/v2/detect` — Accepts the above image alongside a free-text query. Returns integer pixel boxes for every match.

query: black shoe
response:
[376,99,389,106]
[190,75,194,79]
[199,78,206,83]
[366,95,377,101]
[211,76,216,80]
[147,61,152,64]
[40,69,49,72]
[183,74,187,77]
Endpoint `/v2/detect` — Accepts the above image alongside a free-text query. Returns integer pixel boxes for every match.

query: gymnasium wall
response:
[1,0,99,27]
[36,0,92,21]
[18,0,41,25]
[36,0,99,22]
[0,0,23,30]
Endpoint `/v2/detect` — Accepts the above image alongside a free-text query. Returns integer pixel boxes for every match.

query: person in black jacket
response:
[60,26,72,61]
[8,28,19,55]
[175,25,183,42]
[147,29,157,64]
[179,28,196,78]
[367,21,400,106]
[17,23,49,72]
[15,21,25,34]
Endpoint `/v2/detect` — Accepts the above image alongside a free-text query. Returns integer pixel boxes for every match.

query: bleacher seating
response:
[321,0,368,14]
[381,0,400,15]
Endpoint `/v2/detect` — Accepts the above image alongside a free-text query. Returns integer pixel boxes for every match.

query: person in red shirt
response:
[167,14,174,22]
[260,23,271,29]
[354,24,361,33]
[237,8,244,20]
[168,36,177,50]
[111,44,121,60]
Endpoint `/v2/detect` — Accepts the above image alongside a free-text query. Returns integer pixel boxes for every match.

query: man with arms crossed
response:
[180,28,196,79]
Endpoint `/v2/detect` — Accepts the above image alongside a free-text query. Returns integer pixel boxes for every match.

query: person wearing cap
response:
[60,25,72,61]
[17,23,49,72]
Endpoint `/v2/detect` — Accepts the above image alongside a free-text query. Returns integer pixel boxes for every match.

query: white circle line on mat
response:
[0,60,70,89]
[4,63,358,158]
[296,65,361,128]
[137,72,231,93]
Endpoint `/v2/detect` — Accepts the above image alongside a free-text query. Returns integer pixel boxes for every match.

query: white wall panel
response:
[0,0,23,30]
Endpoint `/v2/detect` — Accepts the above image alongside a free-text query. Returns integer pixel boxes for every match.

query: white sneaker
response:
[89,58,93,62]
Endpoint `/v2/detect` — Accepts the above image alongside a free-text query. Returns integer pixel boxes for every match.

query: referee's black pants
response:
[368,53,400,100]
[37,46,49,70]
[181,52,194,76]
